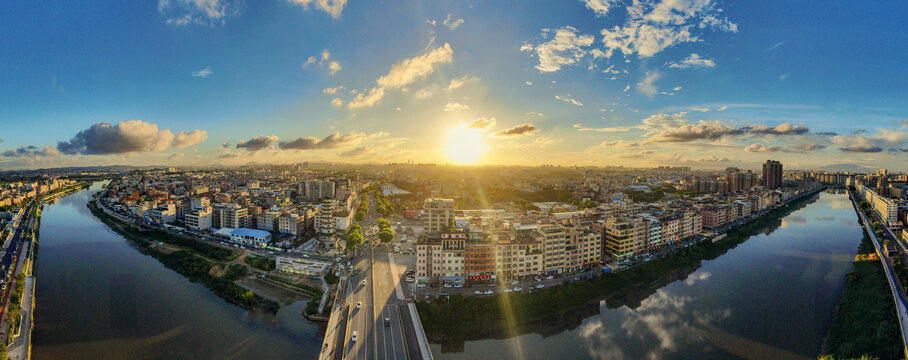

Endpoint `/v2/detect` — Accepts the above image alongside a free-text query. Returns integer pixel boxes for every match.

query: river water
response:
[432,190,861,360]
[32,183,323,359]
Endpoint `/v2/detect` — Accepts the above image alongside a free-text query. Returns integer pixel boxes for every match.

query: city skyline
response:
[3,1,908,171]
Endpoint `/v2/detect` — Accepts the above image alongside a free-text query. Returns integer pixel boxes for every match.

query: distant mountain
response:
[816,163,875,173]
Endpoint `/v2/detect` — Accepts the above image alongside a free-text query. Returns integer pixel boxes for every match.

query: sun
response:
[446,126,485,164]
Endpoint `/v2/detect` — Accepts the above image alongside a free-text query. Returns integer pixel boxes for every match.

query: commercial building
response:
[230,228,272,248]
[185,207,212,231]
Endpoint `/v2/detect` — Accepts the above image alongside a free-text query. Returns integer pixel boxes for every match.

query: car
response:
[484,290,493,295]
[546,275,554,280]
[356,302,361,309]
[385,317,391,326]
[417,283,427,288]
[362,280,366,286]
[453,283,463,288]
[474,290,482,295]
[351,331,358,342]
[514,287,523,291]
[406,277,415,283]
[504,288,512,293]
[536,284,545,289]
[443,283,452,288]
[534,277,542,282]
[511,280,519,285]
[573,277,580,281]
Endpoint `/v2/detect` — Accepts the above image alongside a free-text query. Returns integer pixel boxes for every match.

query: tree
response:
[379,229,394,243]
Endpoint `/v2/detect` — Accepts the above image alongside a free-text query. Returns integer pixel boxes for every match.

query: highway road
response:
[343,242,410,360]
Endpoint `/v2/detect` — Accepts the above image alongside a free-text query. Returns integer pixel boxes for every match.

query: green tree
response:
[378,229,394,243]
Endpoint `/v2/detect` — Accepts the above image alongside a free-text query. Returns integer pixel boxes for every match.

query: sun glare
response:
[447,126,485,164]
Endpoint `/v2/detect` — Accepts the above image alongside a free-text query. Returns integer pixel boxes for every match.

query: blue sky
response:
[2,0,907,170]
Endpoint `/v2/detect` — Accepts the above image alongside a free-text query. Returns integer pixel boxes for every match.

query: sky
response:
[2,0,908,171]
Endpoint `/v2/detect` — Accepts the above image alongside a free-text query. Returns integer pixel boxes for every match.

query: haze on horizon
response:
[2,1,907,171]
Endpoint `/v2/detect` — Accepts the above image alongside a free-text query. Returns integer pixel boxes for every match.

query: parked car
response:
[356,302,361,309]
[351,331,358,342]
[443,283,452,288]
[546,275,554,280]
[511,280,519,285]
[484,290,493,295]
[514,287,523,291]
[536,284,545,289]
[474,290,482,295]
[453,283,463,288]
[362,280,366,286]
[417,283,427,288]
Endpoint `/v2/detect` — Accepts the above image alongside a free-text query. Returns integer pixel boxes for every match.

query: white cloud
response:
[525,81,533,86]
[328,61,341,75]
[57,120,207,155]
[521,26,595,72]
[623,85,630,92]
[668,53,716,69]
[466,117,497,130]
[172,130,208,148]
[574,123,635,133]
[286,0,348,18]
[323,86,344,94]
[377,43,453,89]
[637,71,661,97]
[444,102,470,112]
[347,87,385,109]
[443,13,464,30]
[555,95,584,106]
[448,75,480,91]
[191,67,213,78]
[414,87,435,99]
[346,43,453,109]
[331,98,344,107]
[599,0,737,59]
[526,112,545,117]
[303,56,317,67]
[716,105,728,111]
[582,0,619,16]
[158,0,239,26]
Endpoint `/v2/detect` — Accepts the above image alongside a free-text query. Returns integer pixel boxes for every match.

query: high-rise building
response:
[424,198,455,234]
[763,160,783,190]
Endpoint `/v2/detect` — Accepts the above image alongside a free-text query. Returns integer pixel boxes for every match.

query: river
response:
[432,190,861,360]
[32,182,324,359]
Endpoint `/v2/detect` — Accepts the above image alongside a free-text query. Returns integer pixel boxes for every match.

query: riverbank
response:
[87,199,280,313]
[820,231,902,359]
[417,190,822,346]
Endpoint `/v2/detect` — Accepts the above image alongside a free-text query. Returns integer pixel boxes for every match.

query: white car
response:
[484,290,493,295]
[417,283,427,288]
[511,280,519,285]
[443,283,453,288]
[514,287,523,291]
[546,275,554,280]
[362,280,366,286]
[536,284,545,289]
[351,331,358,342]
[453,284,463,288]
[504,288,512,293]
[474,290,482,295]
[356,302,361,309]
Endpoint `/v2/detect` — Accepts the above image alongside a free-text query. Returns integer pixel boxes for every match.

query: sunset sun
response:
[446,126,485,164]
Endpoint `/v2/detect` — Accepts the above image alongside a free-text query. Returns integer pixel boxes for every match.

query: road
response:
[8,275,33,360]
[344,243,410,360]
[849,190,908,357]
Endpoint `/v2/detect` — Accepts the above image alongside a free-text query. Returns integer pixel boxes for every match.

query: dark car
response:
[384,317,391,326]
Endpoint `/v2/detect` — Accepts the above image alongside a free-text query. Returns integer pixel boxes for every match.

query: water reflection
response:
[33,183,323,359]
[434,191,860,360]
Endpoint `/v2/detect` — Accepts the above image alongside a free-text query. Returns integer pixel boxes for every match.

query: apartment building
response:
[185,206,212,231]
[219,203,248,229]
[537,224,566,274]
[424,198,455,234]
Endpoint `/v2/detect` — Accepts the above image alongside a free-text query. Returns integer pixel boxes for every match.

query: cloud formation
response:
[466,117,496,130]
[2,145,59,158]
[192,67,213,78]
[555,95,584,106]
[493,123,538,137]
[600,0,737,59]
[749,123,809,135]
[279,132,382,150]
[574,124,635,133]
[57,120,207,155]
[582,0,619,16]
[236,135,279,152]
[744,143,782,153]
[637,71,661,96]
[347,43,453,108]
[158,0,239,26]
[521,26,595,72]
[443,102,470,112]
[286,0,348,18]
[668,53,716,69]
[443,13,464,30]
